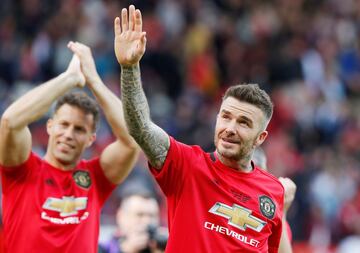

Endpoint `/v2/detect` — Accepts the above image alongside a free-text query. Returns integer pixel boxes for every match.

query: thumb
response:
[138,32,147,55]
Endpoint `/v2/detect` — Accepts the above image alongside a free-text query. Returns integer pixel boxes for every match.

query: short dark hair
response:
[119,190,158,210]
[223,83,273,122]
[54,91,100,131]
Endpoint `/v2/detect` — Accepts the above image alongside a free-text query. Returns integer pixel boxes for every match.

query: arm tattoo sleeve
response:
[121,65,170,169]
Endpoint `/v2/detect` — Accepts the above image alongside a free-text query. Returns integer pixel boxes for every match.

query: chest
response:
[179,160,279,233]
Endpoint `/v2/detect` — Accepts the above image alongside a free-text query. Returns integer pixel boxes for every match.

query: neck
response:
[44,152,76,171]
[216,151,253,173]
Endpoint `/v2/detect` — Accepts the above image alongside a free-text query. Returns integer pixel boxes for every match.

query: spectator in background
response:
[99,189,167,253]
[253,147,297,253]
[0,42,139,253]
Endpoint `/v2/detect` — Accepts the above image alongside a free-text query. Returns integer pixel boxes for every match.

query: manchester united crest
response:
[73,170,91,189]
[259,195,276,219]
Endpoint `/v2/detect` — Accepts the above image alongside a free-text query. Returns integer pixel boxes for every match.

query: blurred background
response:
[0,0,360,252]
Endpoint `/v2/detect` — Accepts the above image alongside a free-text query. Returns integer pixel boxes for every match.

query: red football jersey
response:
[1,152,116,253]
[150,137,284,253]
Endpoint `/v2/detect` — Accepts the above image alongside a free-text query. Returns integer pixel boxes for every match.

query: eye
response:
[222,114,231,120]
[59,122,69,128]
[74,126,86,133]
[238,119,251,127]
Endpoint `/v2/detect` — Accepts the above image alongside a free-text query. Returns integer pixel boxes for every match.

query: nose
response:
[63,126,75,139]
[224,120,236,135]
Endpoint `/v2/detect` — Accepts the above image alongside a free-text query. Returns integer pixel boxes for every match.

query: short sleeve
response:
[0,152,38,194]
[148,137,194,197]
[267,218,282,253]
[268,191,284,253]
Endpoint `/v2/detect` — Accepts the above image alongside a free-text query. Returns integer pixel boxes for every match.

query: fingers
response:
[128,5,135,31]
[118,5,142,34]
[67,41,80,56]
[121,8,128,32]
[67,41,91,58]
[114,17,121,36]
[139,32,147,54]
[134,9,142,32]
[68,54,80,67]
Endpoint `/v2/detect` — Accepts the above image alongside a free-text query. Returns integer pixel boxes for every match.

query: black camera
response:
[147,224,168,251]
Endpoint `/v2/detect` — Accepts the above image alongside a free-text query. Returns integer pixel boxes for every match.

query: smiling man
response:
[115,5,284,252]
[0,42,139,253]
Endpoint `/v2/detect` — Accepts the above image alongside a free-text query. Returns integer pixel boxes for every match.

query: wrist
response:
[60,72,81,88]
[121,63,140,71]
[86,74,103,88]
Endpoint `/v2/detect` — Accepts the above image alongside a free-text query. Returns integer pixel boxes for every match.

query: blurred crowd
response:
[1,0,360,252]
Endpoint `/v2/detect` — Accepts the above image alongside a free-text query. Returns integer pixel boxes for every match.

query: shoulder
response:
[30,152,43,165]
[169,136,207,157]
[255,167,285,195]
[77,156,101,170]
[1,151,42,172]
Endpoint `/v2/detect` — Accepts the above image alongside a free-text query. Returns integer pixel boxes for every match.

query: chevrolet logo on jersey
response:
[209,202,266,232]
[42,197,88,217]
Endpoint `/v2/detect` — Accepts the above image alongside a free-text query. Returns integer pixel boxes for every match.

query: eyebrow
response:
[221,109,253,125]
[220,109,232,115]
[239,116,252,124]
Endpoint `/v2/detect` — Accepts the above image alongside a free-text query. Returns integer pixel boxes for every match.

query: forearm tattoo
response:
[121,65,169,168]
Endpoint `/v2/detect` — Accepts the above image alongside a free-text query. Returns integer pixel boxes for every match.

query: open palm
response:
[114,5,146,66]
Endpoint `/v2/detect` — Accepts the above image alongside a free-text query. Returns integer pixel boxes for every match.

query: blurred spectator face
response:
[116,195,160,235]
[46,104,96,166]
[214,97,267,161]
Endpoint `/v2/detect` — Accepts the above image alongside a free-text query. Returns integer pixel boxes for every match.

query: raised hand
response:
[114,5,146,66]
[65,54,86,88]
[67,41,101,87]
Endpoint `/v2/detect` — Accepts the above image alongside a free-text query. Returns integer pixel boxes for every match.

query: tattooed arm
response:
[114,5,169,169]
[121,65,169,169]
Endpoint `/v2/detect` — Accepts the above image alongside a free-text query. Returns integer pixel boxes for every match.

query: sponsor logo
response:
[259,195,276,219]
[42,196,88,217]
[73,170,91,189]
[41,211,89,224]
[209,202,266,232]
[204,222,260,247]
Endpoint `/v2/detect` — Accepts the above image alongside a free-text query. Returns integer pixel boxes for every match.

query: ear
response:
[255,130,268,147]
[46,118,53,135]
[86,133,96,148]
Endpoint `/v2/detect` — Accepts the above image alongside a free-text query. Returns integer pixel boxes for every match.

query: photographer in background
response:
[99,190,168,253]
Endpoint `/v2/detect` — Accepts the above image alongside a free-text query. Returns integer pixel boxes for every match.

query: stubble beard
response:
[215,137,255,162]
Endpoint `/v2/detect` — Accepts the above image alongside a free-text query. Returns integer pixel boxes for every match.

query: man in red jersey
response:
[115,5,284,252]
[0,42,139,253]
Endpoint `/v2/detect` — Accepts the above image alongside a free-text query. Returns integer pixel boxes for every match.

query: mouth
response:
[221,138,240,144]
[57,142,75,151]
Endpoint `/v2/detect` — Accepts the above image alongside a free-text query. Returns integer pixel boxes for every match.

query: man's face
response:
[46,104,95,167]
[214,97,268,161]
[117,195,160,235]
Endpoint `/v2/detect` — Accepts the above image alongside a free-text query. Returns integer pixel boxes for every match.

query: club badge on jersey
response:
[259,195,276,219]
[73,170,91,189]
